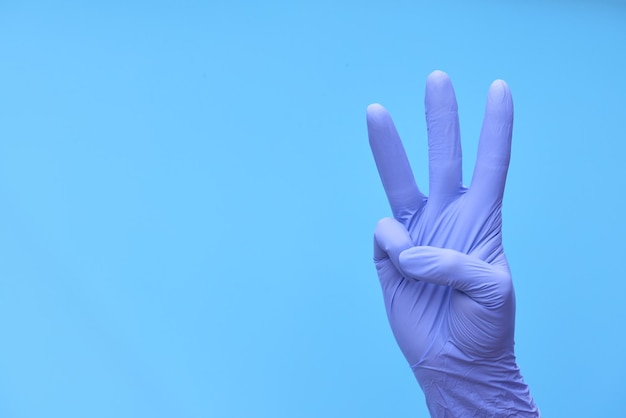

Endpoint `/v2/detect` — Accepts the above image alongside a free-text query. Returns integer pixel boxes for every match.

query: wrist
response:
[412,347,539,417]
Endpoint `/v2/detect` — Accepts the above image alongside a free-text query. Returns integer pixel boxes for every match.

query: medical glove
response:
[367,71,539,417]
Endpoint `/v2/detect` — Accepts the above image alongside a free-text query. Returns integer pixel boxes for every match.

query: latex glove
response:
[367,71,539,417]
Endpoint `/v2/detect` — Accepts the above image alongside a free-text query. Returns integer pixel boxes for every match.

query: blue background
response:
[0,1,624,417]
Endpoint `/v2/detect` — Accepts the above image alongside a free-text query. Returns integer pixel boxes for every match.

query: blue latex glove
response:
[367,71,539,417]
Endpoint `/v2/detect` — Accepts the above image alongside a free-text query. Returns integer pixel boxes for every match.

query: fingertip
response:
[427,69,450,84]
[399,246,425,262]
[488,79,512,103]
[398,247,411,264]
[398,246,431,279]
[491,79,509,90]
[426,70,452,93]
[367,103,385,112]
[425,70,457,111]
[366,103,390,124]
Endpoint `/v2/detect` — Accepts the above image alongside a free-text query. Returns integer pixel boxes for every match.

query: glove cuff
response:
[412,345,539,417]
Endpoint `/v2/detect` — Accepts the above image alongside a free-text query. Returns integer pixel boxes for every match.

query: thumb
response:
[399,246,513,308]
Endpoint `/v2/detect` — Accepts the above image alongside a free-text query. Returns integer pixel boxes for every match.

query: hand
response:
[367,71,538,417]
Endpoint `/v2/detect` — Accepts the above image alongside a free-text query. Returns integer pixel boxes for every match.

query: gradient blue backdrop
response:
[0,1,624,417]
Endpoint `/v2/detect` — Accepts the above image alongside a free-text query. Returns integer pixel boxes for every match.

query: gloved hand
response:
[367,71,539,417]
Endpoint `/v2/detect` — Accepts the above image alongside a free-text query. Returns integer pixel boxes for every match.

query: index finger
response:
[367,104,425,223]
[468,80,514,204]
